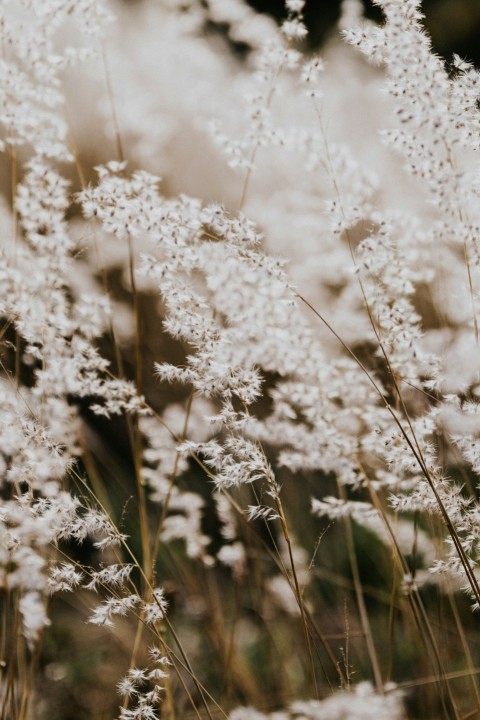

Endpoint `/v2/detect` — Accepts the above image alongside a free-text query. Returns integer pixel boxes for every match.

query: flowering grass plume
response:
[2,0,480,718]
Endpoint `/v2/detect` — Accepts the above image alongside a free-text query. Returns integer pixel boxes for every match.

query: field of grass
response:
[2,1,480,718]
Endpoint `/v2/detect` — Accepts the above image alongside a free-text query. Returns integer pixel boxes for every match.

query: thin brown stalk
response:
[337,482,383,693]
[237,63,283,212]
[273,490,319,699]
[151,391,195,572]
[447,587,480,713]
[101,41,125,164]
[362,468,461,720]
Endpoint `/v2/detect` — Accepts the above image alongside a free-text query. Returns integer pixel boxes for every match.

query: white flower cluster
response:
[229,681,404,719]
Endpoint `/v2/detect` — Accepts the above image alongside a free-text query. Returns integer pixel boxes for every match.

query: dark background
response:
[246,0,480,65]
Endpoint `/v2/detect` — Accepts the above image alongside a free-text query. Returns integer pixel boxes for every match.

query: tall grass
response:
[1,0,480,718]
